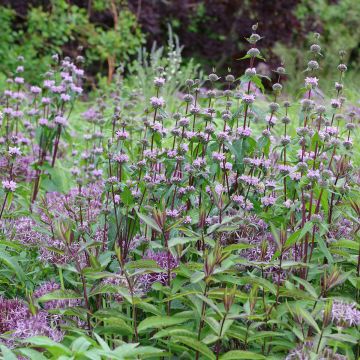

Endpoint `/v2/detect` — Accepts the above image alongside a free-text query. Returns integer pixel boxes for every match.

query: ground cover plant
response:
[0,24,359,359]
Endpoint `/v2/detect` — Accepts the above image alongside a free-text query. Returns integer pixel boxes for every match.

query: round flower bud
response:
[245,68,257,77]
[249,33,261,44]
[316,105,326,114]
[321,169,333,180]
[262,129,271,137]
[310,44,321,54]
[283,101,291,108]
[307,60,319,71]
[297,161,308,172]
[272,83,282,92]
[281,116,291,125]
[247,48,260,58]
[269,102,280,112]
[173,112,182,121]
[280,136,291,146]
[338,63,347,72]
[208,73,220,82]
[343,140,353,149]
[225,74,235,82]
[319,179,328,189]
[311,214,322,224]
[345,122,355,131]
[185,79,194,87]
[335,82,343,91]
[183,94,194,103]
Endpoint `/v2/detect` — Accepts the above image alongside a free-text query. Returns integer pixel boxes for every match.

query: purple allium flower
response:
[0,297,63,347]
[13,311,64,343]
[331,301,360,327]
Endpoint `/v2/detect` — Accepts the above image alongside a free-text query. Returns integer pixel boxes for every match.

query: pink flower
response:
[2,180,17,192]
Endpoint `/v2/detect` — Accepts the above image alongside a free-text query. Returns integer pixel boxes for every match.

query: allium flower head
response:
[331,301,360,327]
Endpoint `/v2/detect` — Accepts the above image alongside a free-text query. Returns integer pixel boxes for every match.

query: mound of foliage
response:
[0,25,359,359]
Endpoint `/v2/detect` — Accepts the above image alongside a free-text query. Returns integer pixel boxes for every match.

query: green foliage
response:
[0,0,144,85]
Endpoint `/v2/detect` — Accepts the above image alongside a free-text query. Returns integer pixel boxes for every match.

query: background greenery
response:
[0,0,359,93]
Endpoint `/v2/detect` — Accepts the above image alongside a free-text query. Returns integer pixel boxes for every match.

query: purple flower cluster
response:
[0,297,63,348]
[331,301,360,327]
[139,250,179,291]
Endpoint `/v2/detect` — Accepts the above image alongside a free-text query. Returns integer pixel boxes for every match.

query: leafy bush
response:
[0,24,359,360]
[0,0,144,85]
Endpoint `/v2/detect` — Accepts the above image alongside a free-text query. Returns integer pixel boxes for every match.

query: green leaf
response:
[121,186,134,206]
[325,333,358,344]
[0,250,26,283]
[330,239,359,251]
[220,350,266,360]
[222,244,253,252]
[23,336,72,356]
[18,347,49,360]
[168,236,199,247]
[298,308,320,334]
[292,276,318,299]
[37,289,82,303]
[190,271,205,284]
[136,211,162,232]
[316,234,333,263]
[138,316,188,332]
[172,335,216,360]
[0,345,18,360]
